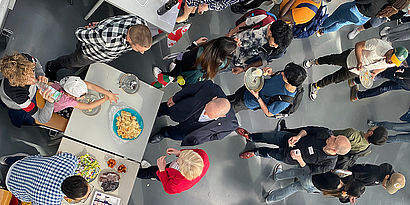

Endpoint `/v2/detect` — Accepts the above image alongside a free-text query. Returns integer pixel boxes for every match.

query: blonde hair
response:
[0,53,35,87]
[178,150,204,180]
[128,24,152,48]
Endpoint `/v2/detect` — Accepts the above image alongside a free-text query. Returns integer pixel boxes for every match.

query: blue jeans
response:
[373,121,410,143]
[356,68,410,99]
[266,167,319,203]
[249,131,296,165]
[321,2,371,34]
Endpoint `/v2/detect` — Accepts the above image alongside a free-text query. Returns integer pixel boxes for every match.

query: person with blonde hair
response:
[0,52,55,127]
[136,148,209,194]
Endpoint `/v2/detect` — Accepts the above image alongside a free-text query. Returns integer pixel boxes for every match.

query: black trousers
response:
[316,49,358,88]
[46,41,95,74]
[137,163,171,180]
[227,86,248,113]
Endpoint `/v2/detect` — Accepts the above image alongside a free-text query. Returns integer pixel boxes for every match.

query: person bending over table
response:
[0,152,91,204]
[149,80,238,146]
[50,76,119,119]
[45,15,152,81]
[136,148,209,194]
[0,52,55,127]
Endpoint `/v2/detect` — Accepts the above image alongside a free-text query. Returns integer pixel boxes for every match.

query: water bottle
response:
[36,82,62,102]
[157,0,179,15]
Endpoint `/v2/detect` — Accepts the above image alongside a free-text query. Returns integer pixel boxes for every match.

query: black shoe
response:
[149,132,164,144]
[279,119,287,131]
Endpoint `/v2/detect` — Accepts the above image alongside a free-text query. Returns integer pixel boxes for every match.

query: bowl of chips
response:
[112,108,143,140]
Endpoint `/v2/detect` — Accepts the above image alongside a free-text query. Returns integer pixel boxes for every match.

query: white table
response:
[58,137,140,205]
[64,63,164,161]
[85,0,179,33]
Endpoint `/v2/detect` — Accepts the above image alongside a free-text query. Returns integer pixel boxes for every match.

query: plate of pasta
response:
[112,108,143,140]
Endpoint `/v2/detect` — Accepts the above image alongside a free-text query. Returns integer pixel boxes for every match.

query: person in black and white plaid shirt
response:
[45,15,152,80]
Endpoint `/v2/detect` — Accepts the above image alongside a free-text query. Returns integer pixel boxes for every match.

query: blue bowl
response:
[113,108,144,140]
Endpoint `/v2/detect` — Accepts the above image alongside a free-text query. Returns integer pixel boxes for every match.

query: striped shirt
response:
[0,53,54,124]
[75,15,146,62]
[6,153,78,205]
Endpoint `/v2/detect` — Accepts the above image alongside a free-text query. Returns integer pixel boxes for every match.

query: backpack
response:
[235,9,277,33]
[292,3,328,39]
[264,86,304,118]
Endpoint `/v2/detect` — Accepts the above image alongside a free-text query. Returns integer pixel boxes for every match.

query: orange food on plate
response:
[107,159,116,168]
[117,164,127,173]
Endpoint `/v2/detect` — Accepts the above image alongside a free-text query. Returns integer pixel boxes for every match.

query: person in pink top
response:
[51,76,118,118]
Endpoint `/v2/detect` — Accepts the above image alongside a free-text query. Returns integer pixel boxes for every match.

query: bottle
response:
[36,82,62,102]
[176,75,185,86]
[157,0,179,15]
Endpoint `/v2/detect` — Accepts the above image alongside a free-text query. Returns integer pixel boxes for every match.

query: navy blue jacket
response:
[166,80,238,146]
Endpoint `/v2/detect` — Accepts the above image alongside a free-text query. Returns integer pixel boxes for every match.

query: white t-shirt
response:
[346,38,396,75]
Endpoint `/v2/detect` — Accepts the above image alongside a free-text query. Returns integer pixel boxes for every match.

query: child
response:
[52,76,118,118]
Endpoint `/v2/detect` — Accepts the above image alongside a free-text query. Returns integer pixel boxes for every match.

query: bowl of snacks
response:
[99,170,121,192]
[112,108,143,140]
[76,153,101,183]
[359,69,373,89]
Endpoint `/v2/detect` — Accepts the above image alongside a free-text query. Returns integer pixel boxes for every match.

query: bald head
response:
[204,97,231,119]
[324,135,351,155]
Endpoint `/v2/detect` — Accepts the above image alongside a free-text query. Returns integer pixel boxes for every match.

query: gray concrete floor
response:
[0,0,409,205]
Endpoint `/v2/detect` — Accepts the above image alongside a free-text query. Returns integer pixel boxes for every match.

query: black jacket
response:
[342,163,394,186]
[166,80,238,146]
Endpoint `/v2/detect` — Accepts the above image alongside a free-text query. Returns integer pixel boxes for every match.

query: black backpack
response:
[264,86,304,118]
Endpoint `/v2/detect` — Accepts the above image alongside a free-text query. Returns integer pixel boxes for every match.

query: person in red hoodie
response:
[137,148,209,194]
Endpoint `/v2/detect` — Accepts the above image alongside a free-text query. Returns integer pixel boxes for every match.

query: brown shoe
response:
[348,79,357,87]
[236,127,251,140]
[239,151,255,159]
[350,85,359,102]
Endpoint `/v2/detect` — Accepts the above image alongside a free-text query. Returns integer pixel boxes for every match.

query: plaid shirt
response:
[186,0,240,11]
[75,15,147,62]
[6,153,78,205]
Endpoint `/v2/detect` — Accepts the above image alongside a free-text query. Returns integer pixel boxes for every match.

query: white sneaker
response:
[271,163,283,181]
[309,83,319,101]
[303,59,317,69]
[152,66,162,79]
[379,27,390,36]
[347,27,360,40]
[140,160,151,168]
[0,153,29,165]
